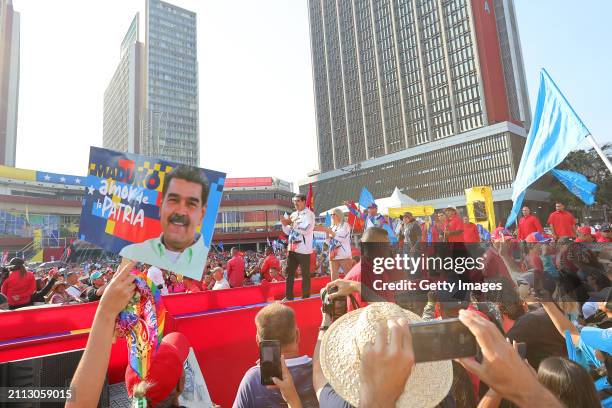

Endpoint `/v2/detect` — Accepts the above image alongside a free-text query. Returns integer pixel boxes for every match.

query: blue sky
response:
[14,0,612,184]
[514,0,612,148]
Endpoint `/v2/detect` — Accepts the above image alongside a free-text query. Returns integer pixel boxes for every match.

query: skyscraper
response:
[300,0,544,216]
[144,0,199,166]
[103,0,199,166]
[103,14,145,155]
[0,0,20,167]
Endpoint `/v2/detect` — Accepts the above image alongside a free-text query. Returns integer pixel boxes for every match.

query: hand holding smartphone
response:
[409,318,478,363]
[260,340,282,385]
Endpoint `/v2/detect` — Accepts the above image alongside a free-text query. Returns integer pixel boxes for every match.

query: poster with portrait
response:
[78,147,225,280]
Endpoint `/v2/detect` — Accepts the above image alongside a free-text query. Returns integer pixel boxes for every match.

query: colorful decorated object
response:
[116,271,167,380]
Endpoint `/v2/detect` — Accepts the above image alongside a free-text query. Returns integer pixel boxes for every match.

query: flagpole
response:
[586,134,612,174]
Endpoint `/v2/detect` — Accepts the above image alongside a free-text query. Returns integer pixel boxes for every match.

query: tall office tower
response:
[103,14,145,154]
[144,0,199,166]
[0,0,20,167]
[300,0,542,216]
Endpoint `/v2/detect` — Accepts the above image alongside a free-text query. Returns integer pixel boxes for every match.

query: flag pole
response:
[586,134,612,174]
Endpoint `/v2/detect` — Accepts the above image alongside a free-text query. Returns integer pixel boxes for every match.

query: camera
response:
[321,286,348,322]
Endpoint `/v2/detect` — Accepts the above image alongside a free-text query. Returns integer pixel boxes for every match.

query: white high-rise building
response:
[103,14,144,155]
[0,0,20,167]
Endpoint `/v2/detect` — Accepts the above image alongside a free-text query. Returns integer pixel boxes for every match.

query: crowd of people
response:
[1,194,612,407]
[58,224,611,407]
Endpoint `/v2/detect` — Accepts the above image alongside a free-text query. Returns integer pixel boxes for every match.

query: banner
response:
[464,186,495,232]
[388,205,435,218]
[79,147,226,280]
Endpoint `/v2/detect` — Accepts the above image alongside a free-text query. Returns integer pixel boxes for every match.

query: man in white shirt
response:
[211,267,230,290]
[280,194,315,301]
[65,272,84,302]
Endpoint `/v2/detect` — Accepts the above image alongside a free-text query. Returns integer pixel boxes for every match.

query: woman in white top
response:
[316,208,353,280]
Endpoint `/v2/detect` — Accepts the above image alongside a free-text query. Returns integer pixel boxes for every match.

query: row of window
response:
[309,132,519,211]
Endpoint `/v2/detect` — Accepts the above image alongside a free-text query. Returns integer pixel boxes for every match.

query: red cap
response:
[125,332,190,407]
[578,226,592,235]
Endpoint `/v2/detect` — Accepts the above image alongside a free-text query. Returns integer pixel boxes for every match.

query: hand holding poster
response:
[79,147,225,280]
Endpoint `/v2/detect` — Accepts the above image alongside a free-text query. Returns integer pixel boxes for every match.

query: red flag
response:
[347,212,365,233]
[306,184,314,211]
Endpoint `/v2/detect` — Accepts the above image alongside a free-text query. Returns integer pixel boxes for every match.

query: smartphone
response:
[260,340,281,385]
[409,318,478,363]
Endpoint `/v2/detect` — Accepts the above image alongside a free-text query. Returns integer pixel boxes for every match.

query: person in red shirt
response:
[266,267,285,283]
[443,207,464,242]
[517,206,543,241]
[0,258,36,310]
[595,225,611,242]
[575,226,595,243]
[547,202,577,239]
[227,247,245,288]
[260,246,281,282]
[421,219,443,243]
[462,216,481,243]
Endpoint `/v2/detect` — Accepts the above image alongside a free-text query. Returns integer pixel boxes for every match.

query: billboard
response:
[79,147,225,280]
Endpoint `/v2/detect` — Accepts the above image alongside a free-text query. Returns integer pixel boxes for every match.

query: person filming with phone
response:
[233,303,318,408]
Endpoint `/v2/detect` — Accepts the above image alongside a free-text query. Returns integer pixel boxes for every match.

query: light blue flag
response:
[382,223,398,245]
[324,212,332,227]
[358,187,376,209]
[551,169,597,205]
[506,69,590,227]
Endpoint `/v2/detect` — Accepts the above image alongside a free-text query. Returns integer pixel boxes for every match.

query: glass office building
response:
[104,0,199,166]
[144,0,199,166]
[300,0,541,215]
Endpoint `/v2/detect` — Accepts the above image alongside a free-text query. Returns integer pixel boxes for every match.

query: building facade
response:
[213,177,295,250]
[0,165,292,258]
[103,14,145,154]
[103,0,199,166]
[144,0,199,166]
[0,0,19,167]
[301,0,540,216]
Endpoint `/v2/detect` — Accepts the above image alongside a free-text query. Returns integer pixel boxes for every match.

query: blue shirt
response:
[233,356,318,408]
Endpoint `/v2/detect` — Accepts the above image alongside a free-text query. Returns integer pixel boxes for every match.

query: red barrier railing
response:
[0,277,330,407]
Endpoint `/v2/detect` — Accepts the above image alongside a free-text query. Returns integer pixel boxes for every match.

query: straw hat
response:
[320,303,453,408]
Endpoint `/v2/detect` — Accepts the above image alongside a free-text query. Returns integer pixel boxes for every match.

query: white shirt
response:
[65,285,82,299]
[282,208,315,255]
[329,222,351,260]
[212,278,230,290]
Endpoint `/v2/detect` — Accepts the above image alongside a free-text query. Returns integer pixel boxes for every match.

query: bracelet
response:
[319,325,329,331]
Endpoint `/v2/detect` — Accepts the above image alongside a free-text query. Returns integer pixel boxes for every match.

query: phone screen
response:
[260,340,281,385]
[410,318,478,363]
